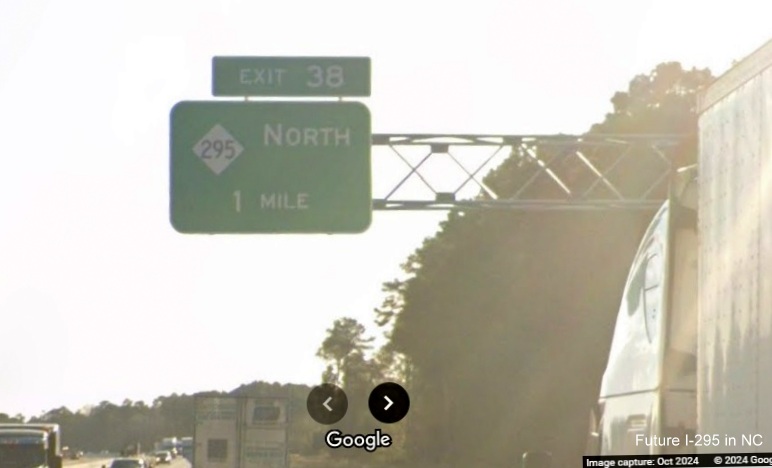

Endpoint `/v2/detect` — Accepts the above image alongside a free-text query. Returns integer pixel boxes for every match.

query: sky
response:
[0,0,769,418]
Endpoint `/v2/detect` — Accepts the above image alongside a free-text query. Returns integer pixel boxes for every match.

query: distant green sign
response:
[170,101,371,233]
[212,57,371,97]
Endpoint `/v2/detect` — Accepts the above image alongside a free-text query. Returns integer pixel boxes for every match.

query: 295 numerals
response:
[199,139,237,159]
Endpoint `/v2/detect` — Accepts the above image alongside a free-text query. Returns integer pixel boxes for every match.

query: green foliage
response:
[317,317,375,387]
[317,317,386,457]
[0,413,25,423]
[375,62,714,466]
[592,62,712,135]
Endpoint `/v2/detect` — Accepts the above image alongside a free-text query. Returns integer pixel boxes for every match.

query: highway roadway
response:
[66,456,191,468]
[63,456,112,468]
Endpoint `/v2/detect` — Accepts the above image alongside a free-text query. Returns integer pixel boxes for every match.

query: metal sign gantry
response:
[371,133,686,211]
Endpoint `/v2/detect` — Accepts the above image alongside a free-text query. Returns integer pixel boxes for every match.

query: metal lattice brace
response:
[371,134,686,211]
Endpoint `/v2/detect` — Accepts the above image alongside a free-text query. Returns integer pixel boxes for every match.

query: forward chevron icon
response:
[384,396,393,411]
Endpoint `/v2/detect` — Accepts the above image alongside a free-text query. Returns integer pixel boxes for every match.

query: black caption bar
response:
[584,453,772,467]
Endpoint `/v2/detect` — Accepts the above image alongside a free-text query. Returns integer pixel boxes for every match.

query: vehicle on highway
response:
[179,437,192,461]
[593,38,772,456]
[120,443,141,457]
[0,423,63,468]
[193,396,289,467]
[108,458,149,468]
[153,450,172,464]
[157,437,178,458]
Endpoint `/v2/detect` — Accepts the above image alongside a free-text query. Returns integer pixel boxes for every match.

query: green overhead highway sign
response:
[170,101,371,234]
[212,56,371,97]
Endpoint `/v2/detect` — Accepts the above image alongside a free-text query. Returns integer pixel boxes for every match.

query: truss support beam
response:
[371,133,686,211]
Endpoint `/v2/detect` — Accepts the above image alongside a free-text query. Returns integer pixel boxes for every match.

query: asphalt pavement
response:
[66,456,191,468]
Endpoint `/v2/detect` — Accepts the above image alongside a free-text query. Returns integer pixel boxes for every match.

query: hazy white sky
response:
[0,0,769,418]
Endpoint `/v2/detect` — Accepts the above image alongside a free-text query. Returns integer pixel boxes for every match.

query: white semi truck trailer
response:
[193,395,289,468]
[594,37,772,456]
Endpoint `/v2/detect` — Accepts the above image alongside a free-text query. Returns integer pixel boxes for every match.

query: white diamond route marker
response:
[192,124,244,175]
